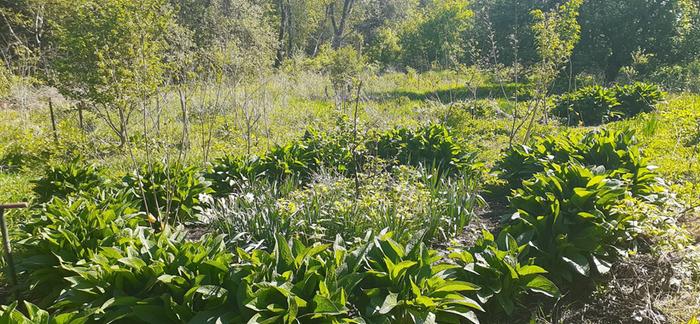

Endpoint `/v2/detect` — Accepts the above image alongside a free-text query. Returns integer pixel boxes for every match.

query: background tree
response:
[52,0,174,147]
[468,0,556,67]
[574,0,692,82]
[400,0,473,70]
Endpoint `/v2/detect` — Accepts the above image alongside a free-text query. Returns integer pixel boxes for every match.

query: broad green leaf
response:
[434,281,480,293]
[524,275,560,297]
[378,293,398,315]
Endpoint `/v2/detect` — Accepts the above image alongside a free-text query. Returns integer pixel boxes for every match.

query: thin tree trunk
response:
[178,87,189,158]
[48,98,58,144]
[330,0,355,49]
[352,81,363,198]
[77,102,84,131]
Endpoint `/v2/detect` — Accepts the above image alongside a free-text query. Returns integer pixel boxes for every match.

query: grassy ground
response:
[611,94,700,241]
[2,72,700,231]
[0,71,699,321]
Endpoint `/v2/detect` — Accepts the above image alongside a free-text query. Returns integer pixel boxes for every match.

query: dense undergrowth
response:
[0,121,697,323]
[552,82,665,126]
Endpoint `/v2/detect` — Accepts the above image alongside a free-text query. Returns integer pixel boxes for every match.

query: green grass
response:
[1,70,699,322]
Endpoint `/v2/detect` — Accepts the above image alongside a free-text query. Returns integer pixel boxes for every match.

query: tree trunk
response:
[178,87,189,152]
[48,98,58,144]
[117,107,128,148]
[330,0,355,49]
[274,0,289,67]
[77,102,84,131]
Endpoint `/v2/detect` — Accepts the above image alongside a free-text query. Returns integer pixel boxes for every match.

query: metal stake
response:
[0,203,28,302]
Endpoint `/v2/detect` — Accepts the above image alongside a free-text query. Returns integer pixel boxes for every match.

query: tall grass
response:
[204,165,483,249]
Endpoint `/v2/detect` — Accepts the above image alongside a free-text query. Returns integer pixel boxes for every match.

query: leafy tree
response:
[515,0,582,143]
[674,0,700,63]
[574,0,693,82]
[468,0,558,66]
[52,0,174,147]
[0,0,44,74]
[171,0,276,80]
[400,0,473,70]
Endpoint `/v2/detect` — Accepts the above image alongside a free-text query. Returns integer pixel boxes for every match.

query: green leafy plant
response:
[497,129,666,201]
[16,197,143,306]
[369,124,479,176]
[205,155,258,196]
[552,85,620,126]
[123,162,213,223]
[614,82,665,117]
[354,232,483,323]
[449,230,560,318]
[237,234,368,323]
[53,228,242,323]
[552,83,665,126]
[0,301,87,323]
[503,164,636,283]
[32,160,109,203]
[206,124,356,196]
[206,124,479,198]
[497,134,580,189]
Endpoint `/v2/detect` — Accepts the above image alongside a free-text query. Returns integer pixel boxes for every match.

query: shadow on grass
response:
[368,84,525,103]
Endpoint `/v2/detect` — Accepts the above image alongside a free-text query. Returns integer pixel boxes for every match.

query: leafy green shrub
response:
[449,230,559,318]
[552,83,664,126]
[497,135,580,189]
[237,234,367,323]
[16,197,143,306]
[32,160,109,203]
[53,228,242,323]
[206,155,258,195]
[369,124,479,176]
[124,162,213,223]
[552,85,620,126]
[354,232,483,323]
[206,125,356,196]
[207,123,478,197]
[614,82,665,117]
[497,129,666,201]
[503,164,637,283]
[0,301,86,323]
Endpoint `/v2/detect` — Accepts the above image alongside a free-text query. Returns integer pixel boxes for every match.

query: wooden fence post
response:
[0,202,28,302]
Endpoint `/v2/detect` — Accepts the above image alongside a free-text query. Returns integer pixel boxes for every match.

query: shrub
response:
[53,229,241,322]
[238,234,367,322]
[206,123,479,197]
[369,124,479,176]
[16,197,144,306]
[354,232,483,323]
[497,129,666,201]
[32,160,109,203]
[552,85,620,126]
[449,230,560,318]
[205,154,259,195]
[497,135,580,189]
[552,83,665,126]
[123,162,213,223]
[502,164,637,283]
[614,82,665,117]
[0,301,86,323]
[206,125,356,197]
